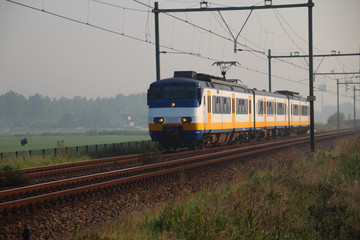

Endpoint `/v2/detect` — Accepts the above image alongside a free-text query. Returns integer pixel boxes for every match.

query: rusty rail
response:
[1,129,358,213]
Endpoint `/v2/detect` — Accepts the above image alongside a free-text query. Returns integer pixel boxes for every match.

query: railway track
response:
[1,129,358,213]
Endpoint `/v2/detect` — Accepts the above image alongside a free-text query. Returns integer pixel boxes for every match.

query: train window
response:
[149,86,162,99]
[228,98,231,114]
[267,101,274,115]
[220,97,224,113]
[264,101,267,114]
[149,85,199,100]
[301,105,308,116]
[225,97,231,114]
[236,98,248,115]
[292,104,299,116]
[211,96,233,114]
[277,102,285,115]
[258,100,264,115]
[213,96,220,113]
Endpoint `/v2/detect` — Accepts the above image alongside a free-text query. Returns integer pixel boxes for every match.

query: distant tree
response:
[1,91,26,125]
[24,94,48,122]
[59,112,76,128]
[327,112,345,126]
[0,91,148,129]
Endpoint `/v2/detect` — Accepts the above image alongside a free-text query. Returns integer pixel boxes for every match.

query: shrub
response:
[138,143,161,165]
[0,165,32,187]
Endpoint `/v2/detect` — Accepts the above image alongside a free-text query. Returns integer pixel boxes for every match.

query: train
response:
[147,71,310,149]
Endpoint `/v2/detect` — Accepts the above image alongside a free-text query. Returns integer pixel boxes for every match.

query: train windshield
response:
[149,85,199,100]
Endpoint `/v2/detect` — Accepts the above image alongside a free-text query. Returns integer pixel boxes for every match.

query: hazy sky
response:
[0,0,359,110]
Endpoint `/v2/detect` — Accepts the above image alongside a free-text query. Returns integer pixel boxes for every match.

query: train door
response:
[274,99,277,127]
[206,91,212,131]
[264,98,267,128]
[249,96,252,129]
[232,94,235,129]
[290,101,293,124]
[299,102,301,125]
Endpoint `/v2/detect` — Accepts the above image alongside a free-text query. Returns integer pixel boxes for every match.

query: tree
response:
[1,91,26,125]
[59,112,76,128]
[327,112,345,126]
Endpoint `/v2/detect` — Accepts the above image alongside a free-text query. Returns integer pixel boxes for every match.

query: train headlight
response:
[181,117,192,124]
[171,103,175,107]
[154,117,164,124]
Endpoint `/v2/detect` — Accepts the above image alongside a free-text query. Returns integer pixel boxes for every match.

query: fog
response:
[1,0,359,114]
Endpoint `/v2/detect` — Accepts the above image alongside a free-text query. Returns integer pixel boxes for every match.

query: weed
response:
[0,165,32,187]
[57,140,66,156]
[138,143,161,165]
[73,137,360,240]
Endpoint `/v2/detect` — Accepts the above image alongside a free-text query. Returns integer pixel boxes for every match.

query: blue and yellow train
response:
[147,71,310,149]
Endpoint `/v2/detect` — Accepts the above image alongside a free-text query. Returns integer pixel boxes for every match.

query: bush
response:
[0,165,32,187]
[138,143,161,165]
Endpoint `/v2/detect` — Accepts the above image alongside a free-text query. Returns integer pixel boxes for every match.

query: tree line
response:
[0,91,148,129]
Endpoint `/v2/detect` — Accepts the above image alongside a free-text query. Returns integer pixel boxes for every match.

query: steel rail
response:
[3,129,351,180]
[1,132,327,201]
[0,129,358,213]
[17,154,139,175]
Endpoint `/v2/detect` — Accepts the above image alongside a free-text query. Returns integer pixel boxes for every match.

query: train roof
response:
[151,71,251,94]
[151,71,307,101]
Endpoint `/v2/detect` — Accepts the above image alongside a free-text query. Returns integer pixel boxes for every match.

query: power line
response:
[273,8,329,54]
[93,0,149,12]
[6,0,321,91]
[131,1,314,73]
[1,0,267,79]
[273,9,306,54]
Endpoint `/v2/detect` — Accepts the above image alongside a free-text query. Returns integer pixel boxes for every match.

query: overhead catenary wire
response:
[5,0,344,92]
[93,0,149,12]
[136,0,315,73]
[2,0,272,79]
[272,9,306,54]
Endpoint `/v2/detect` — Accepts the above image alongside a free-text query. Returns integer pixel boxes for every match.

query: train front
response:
[147,77,204,149]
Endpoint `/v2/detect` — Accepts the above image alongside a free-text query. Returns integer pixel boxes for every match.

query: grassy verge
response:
[0,131,150,153]
[0,155,91,171]
[73,136,360,240]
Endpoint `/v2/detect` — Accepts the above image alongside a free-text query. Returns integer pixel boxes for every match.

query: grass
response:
[0,132,150,153]
[72,136,360,240]
[0,154,92,170]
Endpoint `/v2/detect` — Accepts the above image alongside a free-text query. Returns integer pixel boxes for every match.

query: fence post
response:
[95,144,98,151]
[42,149,45,158]
[104,144,106,149]
[22,226,31,240]
[0,152,2,159]
[65,147,68,155]
[29,150,32,158]
[76,146,78,154]
[54,148,57,157]
[86,145,88,154]
[16,151,18,158]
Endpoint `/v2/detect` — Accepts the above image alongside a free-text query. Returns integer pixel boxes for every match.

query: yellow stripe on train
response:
[149,120,309,132]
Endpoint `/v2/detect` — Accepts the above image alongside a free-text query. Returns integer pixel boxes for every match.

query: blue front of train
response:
[147,77,204,148]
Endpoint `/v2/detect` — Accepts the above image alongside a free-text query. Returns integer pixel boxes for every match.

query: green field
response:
[0,132,150,153]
